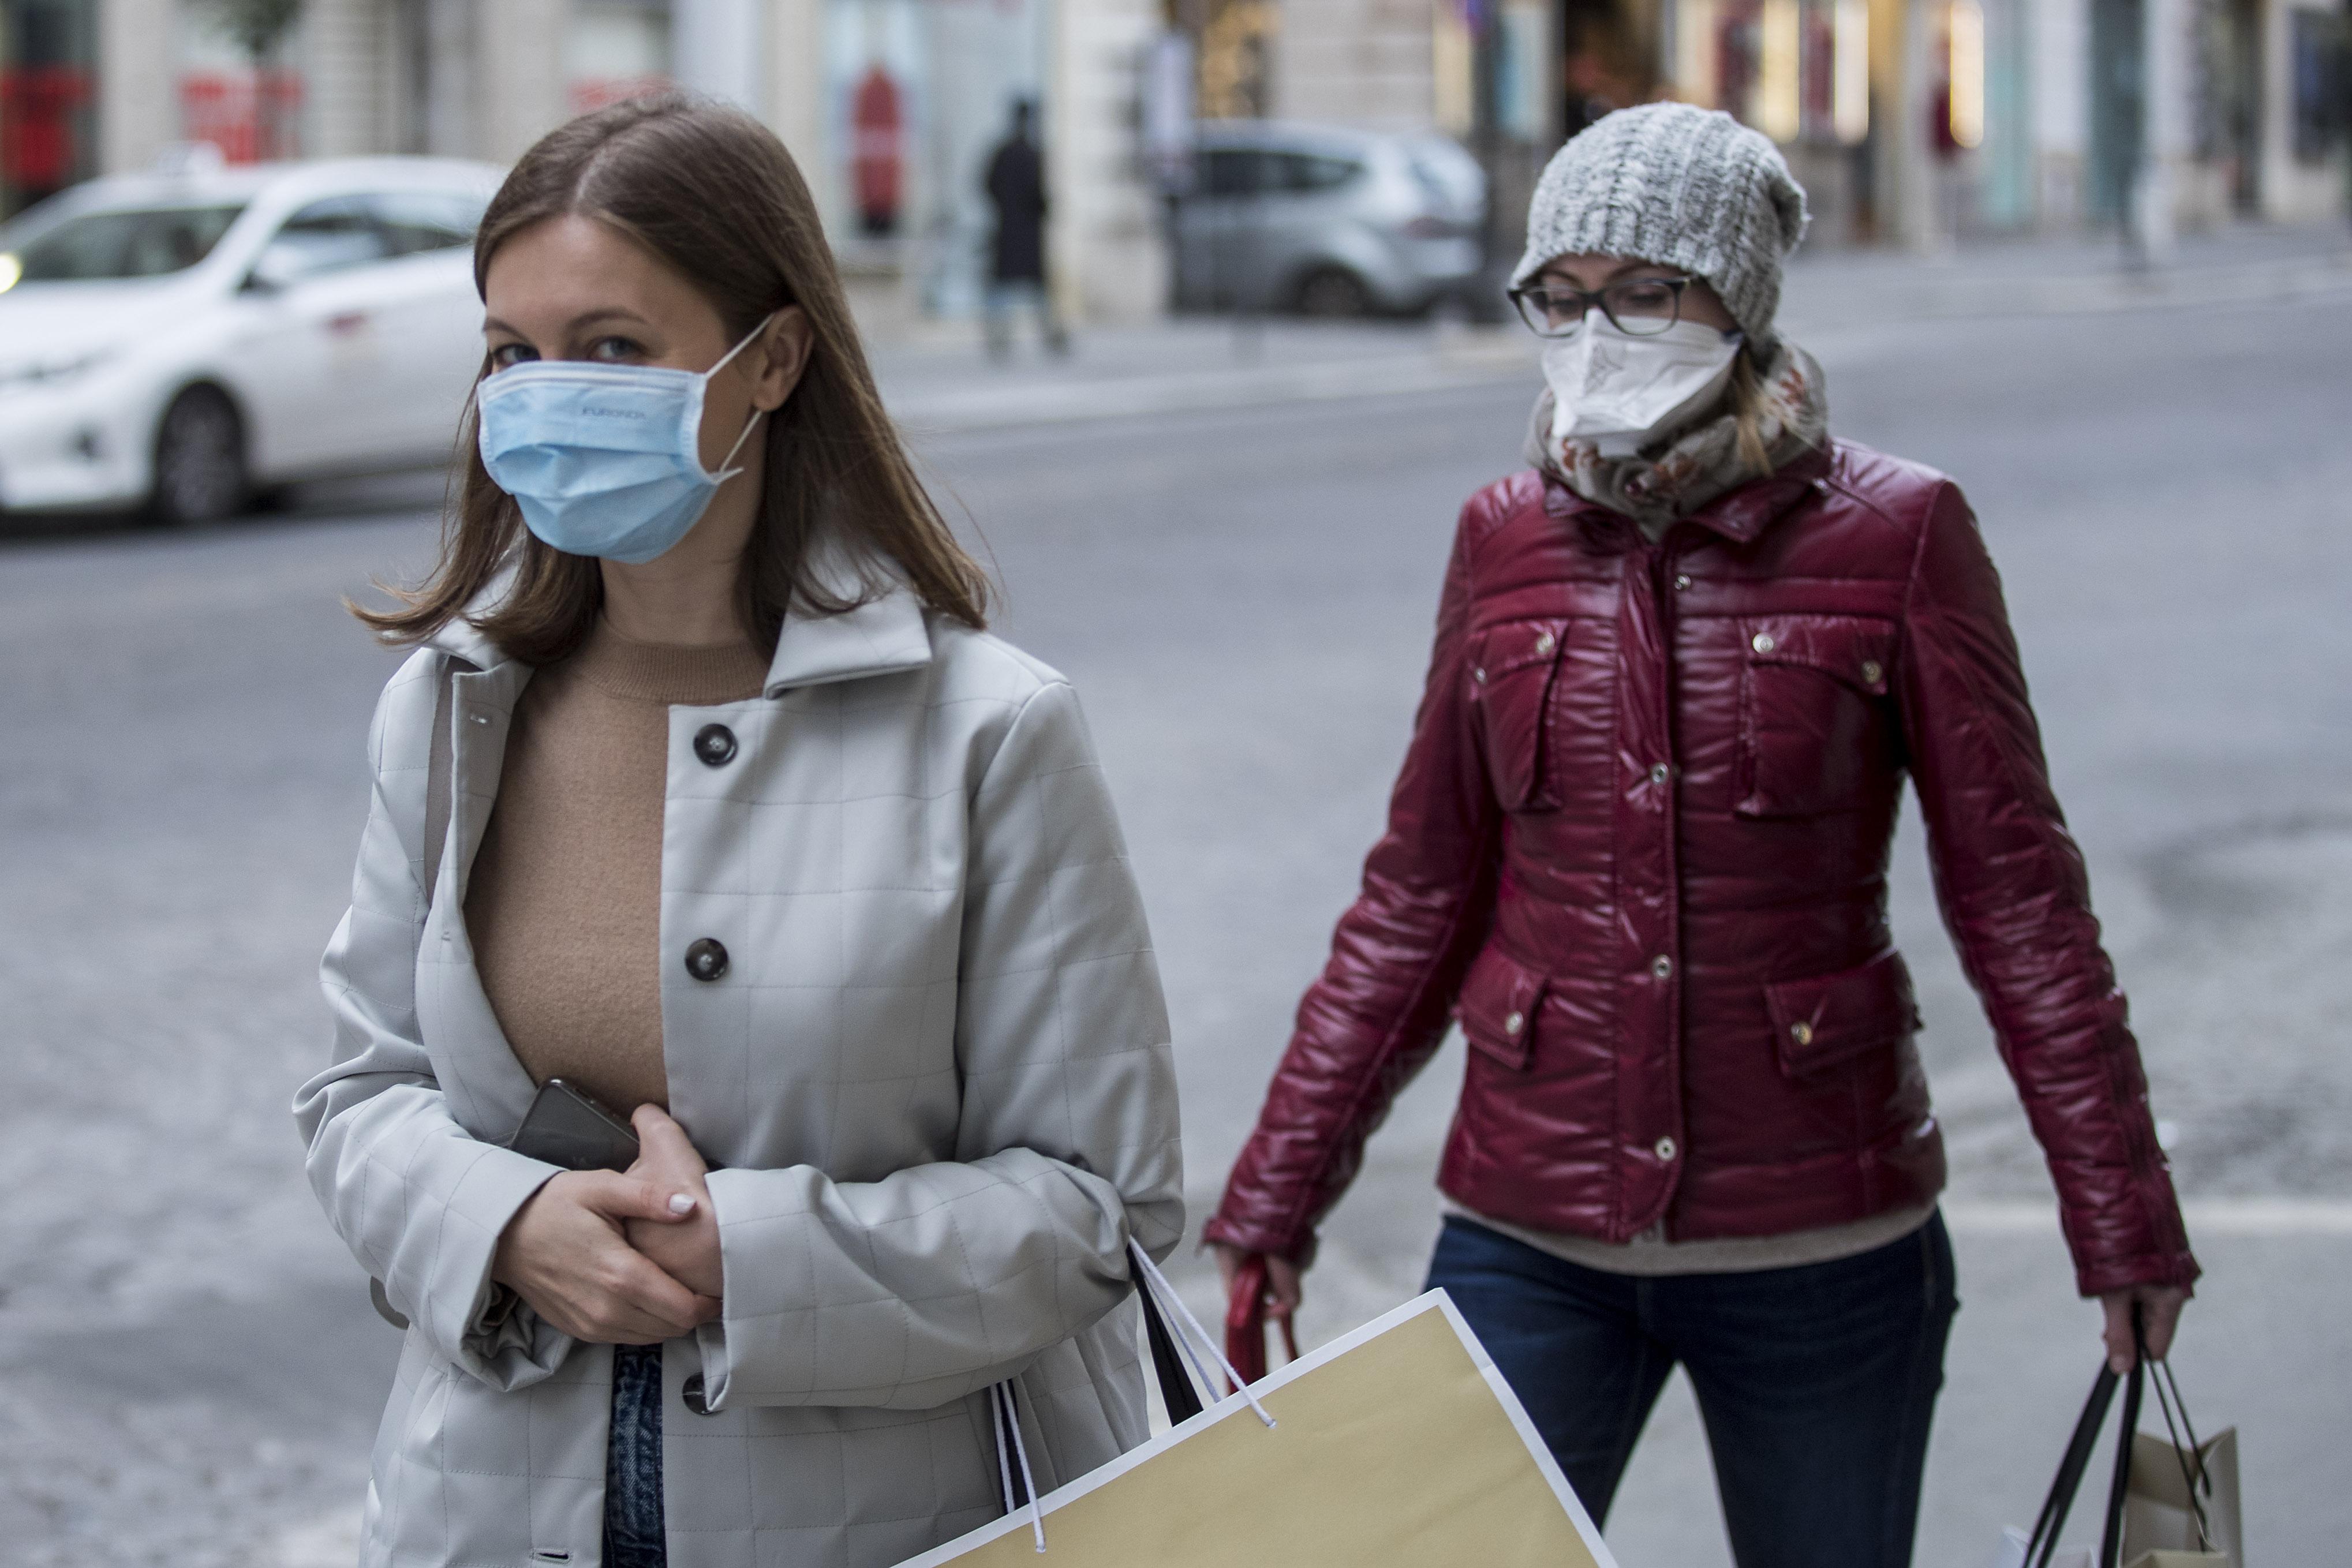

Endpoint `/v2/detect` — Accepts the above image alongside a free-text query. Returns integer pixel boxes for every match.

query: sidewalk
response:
[867,222,2352,436]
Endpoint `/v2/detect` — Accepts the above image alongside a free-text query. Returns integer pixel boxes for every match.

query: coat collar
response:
[418,559,936,697]
[762,585,933,697]
[1542,442,1834,548]
[423,607,511,673]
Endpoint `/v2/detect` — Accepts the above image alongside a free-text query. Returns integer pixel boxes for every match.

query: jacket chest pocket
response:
[1736,613,1897,818]
[1469,618,1572,811]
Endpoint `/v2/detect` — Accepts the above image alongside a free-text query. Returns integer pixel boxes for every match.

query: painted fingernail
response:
[668,1193,697,1215]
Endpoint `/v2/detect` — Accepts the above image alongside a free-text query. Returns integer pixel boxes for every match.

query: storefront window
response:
[2291,9,2345,165]
[1,0,98,217]
[178,5,305,163]
[567,0,672,116]
[826,0,1048,316]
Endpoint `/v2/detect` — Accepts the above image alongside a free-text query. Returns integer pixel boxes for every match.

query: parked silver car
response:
[1172,121,1487,317]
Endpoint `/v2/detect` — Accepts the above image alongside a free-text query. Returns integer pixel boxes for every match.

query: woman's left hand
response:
[625,1105,724,1299]
[2100,1283,2189,1374]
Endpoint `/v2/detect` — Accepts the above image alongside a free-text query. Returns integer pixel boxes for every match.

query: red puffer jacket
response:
[1207,440,2198,1298]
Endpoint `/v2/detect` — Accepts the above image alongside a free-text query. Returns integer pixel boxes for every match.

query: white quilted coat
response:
[294,583,1184,1568]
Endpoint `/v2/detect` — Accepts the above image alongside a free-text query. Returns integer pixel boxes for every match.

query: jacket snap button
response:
[1472,667,1487,684]
[1534,631,1555,656]
[684,938,730,982]
[1751,632,1776,655]
[1860,659,1884,685]
[1649,762,1671,785]
[1504,1011,1524,1036]
[681,1374,719,1417]
[1654,1136,1678,1161]
[1650,955,1673,981]
[694,723,738,767]
[1674,574,1693,592]
[1790,1021,1815,1047]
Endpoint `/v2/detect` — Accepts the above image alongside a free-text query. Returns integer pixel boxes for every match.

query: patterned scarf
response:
[1523,338,1831,536]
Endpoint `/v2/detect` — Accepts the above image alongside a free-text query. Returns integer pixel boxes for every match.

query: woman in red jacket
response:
[1205,104,2198,1568]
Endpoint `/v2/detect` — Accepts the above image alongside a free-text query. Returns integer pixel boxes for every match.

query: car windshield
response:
[9,204,247,282]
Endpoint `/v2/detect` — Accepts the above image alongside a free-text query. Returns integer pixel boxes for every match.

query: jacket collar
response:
[1543,442,1833,547]
[763,585,933,696]
[418,553,935,695]
[423,607,513,673]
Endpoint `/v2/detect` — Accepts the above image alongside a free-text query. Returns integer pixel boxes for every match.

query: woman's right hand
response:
[492,1170,723,1345]
[1211,1243,1304,1317]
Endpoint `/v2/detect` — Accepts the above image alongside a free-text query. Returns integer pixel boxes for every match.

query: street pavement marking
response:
[1944,1196,2352,1236]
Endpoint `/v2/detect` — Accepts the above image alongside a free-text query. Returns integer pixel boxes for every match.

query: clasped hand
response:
[491,1104,725,1345]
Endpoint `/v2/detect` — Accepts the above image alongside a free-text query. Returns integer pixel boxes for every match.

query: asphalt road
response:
[3,289,2348,1566]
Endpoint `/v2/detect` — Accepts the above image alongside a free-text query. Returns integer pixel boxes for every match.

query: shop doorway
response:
[2088,0,2145,227]
[1557,0,1655,140]
[2204,0,2263,214]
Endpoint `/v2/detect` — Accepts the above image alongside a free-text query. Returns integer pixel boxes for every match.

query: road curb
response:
[883,252,2352,435]
[888,353,1524,435]
[1943,1196,2352,1237]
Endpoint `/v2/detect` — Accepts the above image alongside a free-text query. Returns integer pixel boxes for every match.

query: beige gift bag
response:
[896,1245,1618,1568]
[2120,1425,2239,1568]
[1996,1329,2233,1568]
[2119,1345,2238,1568]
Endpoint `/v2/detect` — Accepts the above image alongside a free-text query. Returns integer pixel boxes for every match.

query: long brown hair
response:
[354,93,990,659]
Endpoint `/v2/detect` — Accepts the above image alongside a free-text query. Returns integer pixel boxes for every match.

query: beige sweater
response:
[465,619,769,1116]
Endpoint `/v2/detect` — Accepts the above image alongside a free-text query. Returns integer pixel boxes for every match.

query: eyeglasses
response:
[1508,275,1700,338]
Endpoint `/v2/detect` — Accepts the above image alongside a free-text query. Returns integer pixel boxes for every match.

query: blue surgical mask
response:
[476,313,775,564]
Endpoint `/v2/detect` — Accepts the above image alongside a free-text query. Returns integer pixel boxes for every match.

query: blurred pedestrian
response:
[981,98,1067,360]
[1206,103,2197,1568]
[294,93,1180,1568]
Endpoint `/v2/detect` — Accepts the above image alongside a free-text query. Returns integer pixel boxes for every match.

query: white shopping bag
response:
[1993,1525,2093,1568]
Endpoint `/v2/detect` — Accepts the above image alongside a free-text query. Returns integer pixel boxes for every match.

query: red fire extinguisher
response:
[852,66,903,237]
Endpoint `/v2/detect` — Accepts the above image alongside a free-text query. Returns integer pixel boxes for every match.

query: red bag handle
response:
[1223,1253,1301,1390]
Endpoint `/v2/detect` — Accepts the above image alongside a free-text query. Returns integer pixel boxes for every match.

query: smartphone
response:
[508,1079,641,1172]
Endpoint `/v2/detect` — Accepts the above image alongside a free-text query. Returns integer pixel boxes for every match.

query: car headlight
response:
[0,346,117,390]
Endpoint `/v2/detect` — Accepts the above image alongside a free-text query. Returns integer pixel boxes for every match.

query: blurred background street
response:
[7,0,2352,1563]
[4,241,2351,1565]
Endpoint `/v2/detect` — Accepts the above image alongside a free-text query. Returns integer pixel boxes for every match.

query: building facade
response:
[0,0,1168,324]
[1183,0,2347,255]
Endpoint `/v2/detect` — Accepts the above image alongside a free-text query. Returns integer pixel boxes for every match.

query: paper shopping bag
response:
[1992,1528,2092,1568]
[895,1289,1617,1568]
[1996,1320,2234,1568]
[2121,1425,2239,1568]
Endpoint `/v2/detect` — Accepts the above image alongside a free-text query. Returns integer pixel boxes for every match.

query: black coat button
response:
[684,938,730,982]
[681,1374,718,1416]
[693,724,738,767]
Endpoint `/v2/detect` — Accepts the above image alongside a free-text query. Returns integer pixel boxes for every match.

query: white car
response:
[0,152,504,523]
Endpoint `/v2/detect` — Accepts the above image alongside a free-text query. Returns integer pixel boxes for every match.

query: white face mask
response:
[1543,312,1743,458]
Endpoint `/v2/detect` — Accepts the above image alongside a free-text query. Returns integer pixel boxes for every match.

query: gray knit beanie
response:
[1512,103,1810,346]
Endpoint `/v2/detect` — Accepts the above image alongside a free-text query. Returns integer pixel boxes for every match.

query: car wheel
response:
[1295,267,1374,319]
[150,386,249,526]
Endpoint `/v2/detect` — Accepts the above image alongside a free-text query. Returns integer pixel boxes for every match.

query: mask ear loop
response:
[704,309,783,483]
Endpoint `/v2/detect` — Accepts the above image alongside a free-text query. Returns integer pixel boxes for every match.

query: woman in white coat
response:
[295,94,1183,1568]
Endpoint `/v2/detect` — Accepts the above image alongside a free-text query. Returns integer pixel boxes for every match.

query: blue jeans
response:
[604,1344,667,1567]
[1426,1212,1957,1568]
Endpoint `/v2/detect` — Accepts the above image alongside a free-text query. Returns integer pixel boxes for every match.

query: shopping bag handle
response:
[1224,1255,1301,1388]
[1139,1262,1205,1425]
[2024,1310,2161,1568]
[1128,1240,1276,1429]
[2142,1330,2216,1552]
